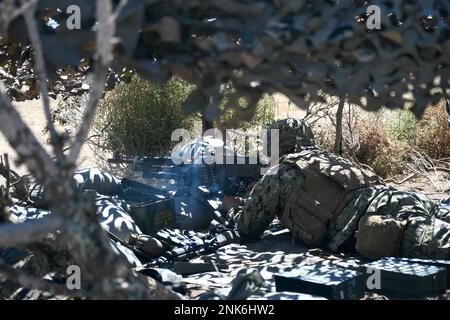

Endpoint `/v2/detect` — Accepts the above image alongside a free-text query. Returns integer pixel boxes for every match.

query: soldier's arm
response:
[235,163,302,241]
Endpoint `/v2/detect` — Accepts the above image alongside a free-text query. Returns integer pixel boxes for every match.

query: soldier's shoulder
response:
[281,147,319,161]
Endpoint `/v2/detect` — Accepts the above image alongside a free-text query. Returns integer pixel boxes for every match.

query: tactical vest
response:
[280,148,383,246]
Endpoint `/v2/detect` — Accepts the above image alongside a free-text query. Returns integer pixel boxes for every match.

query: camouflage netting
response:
[1,0,450,120]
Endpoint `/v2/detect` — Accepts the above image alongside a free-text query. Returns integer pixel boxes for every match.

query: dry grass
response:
[416,104,450,159]
[311,100,450,180]
[352,118,409,177]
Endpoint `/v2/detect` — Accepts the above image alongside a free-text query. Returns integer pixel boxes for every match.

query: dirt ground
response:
[0,98,98,176]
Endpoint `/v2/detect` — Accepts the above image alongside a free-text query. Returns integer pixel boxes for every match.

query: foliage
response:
[352,118,410,177]
[95,75,198,157]
[312,100,450,178]
[385,109,418,145]
[416,104,450,159]
[383,103,450,160]
[55,75,276,159]
[314,109,408,178]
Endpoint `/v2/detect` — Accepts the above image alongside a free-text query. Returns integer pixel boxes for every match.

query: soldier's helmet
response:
[267,118,315,157]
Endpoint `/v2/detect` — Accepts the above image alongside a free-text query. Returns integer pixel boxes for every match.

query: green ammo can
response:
[129,198,176,235]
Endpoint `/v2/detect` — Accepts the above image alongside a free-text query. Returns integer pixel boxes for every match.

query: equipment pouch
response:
[355,215,406,259]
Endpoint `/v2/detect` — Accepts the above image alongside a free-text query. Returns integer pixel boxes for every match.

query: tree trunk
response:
[334,96,345,155]
[202,113,214,131]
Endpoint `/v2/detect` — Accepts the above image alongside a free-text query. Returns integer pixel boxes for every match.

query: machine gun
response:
[134,229,238,273]
[108,155,267,197]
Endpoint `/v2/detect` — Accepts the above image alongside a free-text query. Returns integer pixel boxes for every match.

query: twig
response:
[0,0,35,32]
[66,0,119,166]
[0,155,29,202]
[384,173,417,185]
[4,154,11,192]
[406,163,439,190]
[21,0,64,161]
[433,167,450,174]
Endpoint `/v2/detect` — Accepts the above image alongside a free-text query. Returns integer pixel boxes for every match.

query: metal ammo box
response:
[274,264,365,300]
[384,257,450,287]
[121,178,175,235]
[365,257,447,297]
[129,198,175,235]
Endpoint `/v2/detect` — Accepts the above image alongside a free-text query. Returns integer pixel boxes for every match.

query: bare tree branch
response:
[66,0,117,166]
[20,0,64,161]
[334,96,345,155]
[0,0,34,33]
[0,0,180,300]
[0,215,62,247]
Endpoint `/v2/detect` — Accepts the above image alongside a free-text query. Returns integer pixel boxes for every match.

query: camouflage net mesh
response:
[1,0,450,120]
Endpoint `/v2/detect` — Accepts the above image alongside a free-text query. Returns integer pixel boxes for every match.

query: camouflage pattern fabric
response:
[8,204,52,223]
[5,200,143,267]
[5,169,145,266]
[73,168,121,195]
[28,168,122,207]
[95,194,143,243]
[19,168,140,243]
[369,190,450,259]
[235,163,302,242]
[267,118,315,157]
[110,241,142,268]
[235,159,450,260]
[327,187,450,259]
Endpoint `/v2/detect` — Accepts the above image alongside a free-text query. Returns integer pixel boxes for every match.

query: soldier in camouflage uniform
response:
[235,118,450,260]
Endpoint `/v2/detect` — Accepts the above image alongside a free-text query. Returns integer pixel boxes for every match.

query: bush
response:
[311,100,450,178]
[353,118,409,177]
[385,109,418,145]
[241,94,277,130]
[416,104,450,159]
[95,75,198,156]
[93,76,275,158]
[312,109,409,178]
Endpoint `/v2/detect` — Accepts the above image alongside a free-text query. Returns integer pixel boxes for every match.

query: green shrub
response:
[94,75,275,158]
[242,94,277,130]
[385,109,418,145]
[95,75,198,156]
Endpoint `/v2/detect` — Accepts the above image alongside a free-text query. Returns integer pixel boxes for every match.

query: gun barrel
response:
[137,230,238,272]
